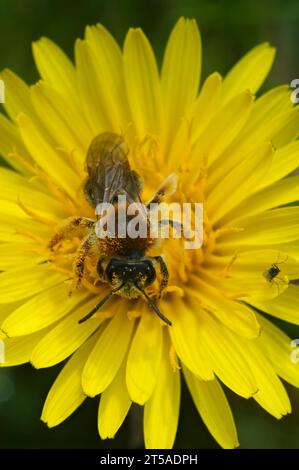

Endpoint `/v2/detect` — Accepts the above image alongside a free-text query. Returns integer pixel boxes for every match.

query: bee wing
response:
[104,164,142,205]
[84,133,142,207]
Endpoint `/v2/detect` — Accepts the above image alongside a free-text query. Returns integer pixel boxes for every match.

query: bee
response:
[263,254,288,287]
[48,133,178,326]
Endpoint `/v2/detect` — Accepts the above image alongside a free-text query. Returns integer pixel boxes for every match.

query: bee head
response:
[101,257,156,289]
[82,256,171,326]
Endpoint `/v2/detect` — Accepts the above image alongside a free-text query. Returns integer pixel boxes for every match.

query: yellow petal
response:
[1,282,85,337]
[208,107,299,192]
[0,69,35,121]
[0,166,65,217]
[0,197,58,229]
[208,142,273,225]
[183,367,239,449]
[222,43,275,103]
[244,107,299,152]
[0,266,64,304]
[188,277,260,339]
[0,199,34,219]
[161,18,201,146]
[243,339,291,418]
[218,207,299,248]
[190,90,253,168]
[41,335,97,427]
[190,72,222,142]
[198,308,257,397]
[0,113,30,172]
[226,173,299,224]
[18,113,80,198]
[268,240,299,263]
[30,81,92,159]
[0,214,49,242]
[126,310,162,404]
[32,37,78,104]
[214,249,293,301]
[257,313,299,388]
[0,328,49,366]
[123,28,162,138]
[223,277,287,302]
[98,357,131,439]
[0,242,44,270]
[75,39,111,134]
[272,107,299,148]
[0,301,23,325]
[244,85,293,135]
[144,331,180,449]
[85,24,131,130]
[82,309,134,397]
[258,141,299,190]
[167,74,222,167]
[31,297,104,368]
[224,249,299,281]
[163,298,214,381]
[249,284,299,325]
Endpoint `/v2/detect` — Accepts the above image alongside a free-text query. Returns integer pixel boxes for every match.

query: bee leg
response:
[275,253,289,265]
[146,173,178,206]
[271,279,280,296]
[48,216,95,250]
[153,255,169,298]
[70,232,98,295]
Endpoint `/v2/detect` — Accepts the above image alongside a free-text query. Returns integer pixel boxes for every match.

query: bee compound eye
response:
[142,261,156,285]
[105,259,129,283]
[105,261,115,281]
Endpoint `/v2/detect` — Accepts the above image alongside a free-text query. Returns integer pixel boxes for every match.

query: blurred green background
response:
[0,0,299,449]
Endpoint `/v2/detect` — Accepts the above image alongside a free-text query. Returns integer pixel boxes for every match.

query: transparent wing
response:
[84,132,142,207]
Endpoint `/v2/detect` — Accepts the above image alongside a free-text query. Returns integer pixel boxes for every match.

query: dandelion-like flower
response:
[1,17,299,449]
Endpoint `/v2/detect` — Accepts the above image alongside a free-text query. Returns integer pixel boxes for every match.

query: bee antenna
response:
[78,282,127,324]
[134,283,172,326]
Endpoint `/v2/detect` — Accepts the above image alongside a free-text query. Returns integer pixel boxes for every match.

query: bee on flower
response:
[0,17,299,449]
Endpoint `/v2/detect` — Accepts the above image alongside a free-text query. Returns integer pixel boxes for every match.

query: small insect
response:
[263,254,288,287]
[48,132,178,326]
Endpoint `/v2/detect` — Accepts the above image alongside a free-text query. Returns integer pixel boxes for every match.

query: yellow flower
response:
[1,17,299,449]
